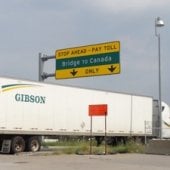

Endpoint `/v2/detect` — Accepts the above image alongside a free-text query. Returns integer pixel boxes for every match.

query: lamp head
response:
[155,17,164,27]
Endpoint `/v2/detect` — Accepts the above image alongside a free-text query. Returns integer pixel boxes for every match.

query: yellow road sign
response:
[55,41,120,79]
[56,64,120,79]
[56,41,120,59]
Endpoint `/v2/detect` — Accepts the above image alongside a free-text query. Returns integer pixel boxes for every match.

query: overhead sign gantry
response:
[55,41,120,79]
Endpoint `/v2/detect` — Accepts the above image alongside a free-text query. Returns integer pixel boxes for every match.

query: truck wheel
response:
[11,136,25,154]
[27,136,41,152]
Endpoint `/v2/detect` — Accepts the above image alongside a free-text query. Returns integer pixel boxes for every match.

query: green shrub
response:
[43,138,145,155]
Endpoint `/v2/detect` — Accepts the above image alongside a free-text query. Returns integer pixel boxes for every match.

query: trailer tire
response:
[11,136,25,154]
[27,136,41,152]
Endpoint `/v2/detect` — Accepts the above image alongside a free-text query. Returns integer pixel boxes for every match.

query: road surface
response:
[0,153,170,170]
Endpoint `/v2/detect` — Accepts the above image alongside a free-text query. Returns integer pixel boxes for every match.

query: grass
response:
[42,138,145,155]
[111,141,145,154]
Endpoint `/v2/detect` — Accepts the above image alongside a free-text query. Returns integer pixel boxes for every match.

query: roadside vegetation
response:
[42,137,145,155]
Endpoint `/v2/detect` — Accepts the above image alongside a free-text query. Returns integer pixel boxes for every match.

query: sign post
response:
[55,41,120,79]
[88,104,108,155]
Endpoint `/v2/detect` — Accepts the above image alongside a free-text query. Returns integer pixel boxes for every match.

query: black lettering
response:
[40,96,46,104]
[15,93,46,104]
[30,95,34,103]
[25,95,29,102]
[15,94,20,101]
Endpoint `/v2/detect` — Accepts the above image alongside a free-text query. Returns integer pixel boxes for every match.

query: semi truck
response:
[0,77,170,153]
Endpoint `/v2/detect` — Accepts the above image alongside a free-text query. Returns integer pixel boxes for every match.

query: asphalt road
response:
[0,153,170,170]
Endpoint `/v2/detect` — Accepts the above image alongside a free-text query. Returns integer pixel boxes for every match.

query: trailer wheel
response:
[27,136,41,152]
[11,136,25,154]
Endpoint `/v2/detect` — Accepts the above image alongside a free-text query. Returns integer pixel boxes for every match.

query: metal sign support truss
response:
[38,53,55,81]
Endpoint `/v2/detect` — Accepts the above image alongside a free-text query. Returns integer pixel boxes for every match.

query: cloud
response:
[84,0,170,13]
[0,0,169,104]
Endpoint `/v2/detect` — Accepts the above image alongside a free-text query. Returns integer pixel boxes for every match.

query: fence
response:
[144,120,170,144]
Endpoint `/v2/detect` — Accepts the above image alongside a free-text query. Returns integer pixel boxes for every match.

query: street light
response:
[155,17,164,138]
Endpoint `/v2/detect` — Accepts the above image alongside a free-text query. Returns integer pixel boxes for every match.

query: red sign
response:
[89,104,108,116]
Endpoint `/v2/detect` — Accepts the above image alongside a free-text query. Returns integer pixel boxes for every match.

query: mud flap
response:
[1,140,11,153]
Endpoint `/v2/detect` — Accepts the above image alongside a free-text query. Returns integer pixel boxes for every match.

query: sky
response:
[0,0,170,104]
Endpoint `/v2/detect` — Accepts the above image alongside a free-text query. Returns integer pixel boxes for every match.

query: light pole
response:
[155,17,164,138]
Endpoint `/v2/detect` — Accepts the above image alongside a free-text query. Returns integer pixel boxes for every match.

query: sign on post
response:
[55,41,120,79]
[88,104,108,155]
[89,104,108,116]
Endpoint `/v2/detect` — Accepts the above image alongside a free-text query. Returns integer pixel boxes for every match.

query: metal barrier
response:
[144,120,170,144]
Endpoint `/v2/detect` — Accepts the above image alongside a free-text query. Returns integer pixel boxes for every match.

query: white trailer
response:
[0,77,169,153]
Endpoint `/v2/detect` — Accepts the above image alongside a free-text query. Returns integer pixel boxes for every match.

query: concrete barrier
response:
[145,139,170,155]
